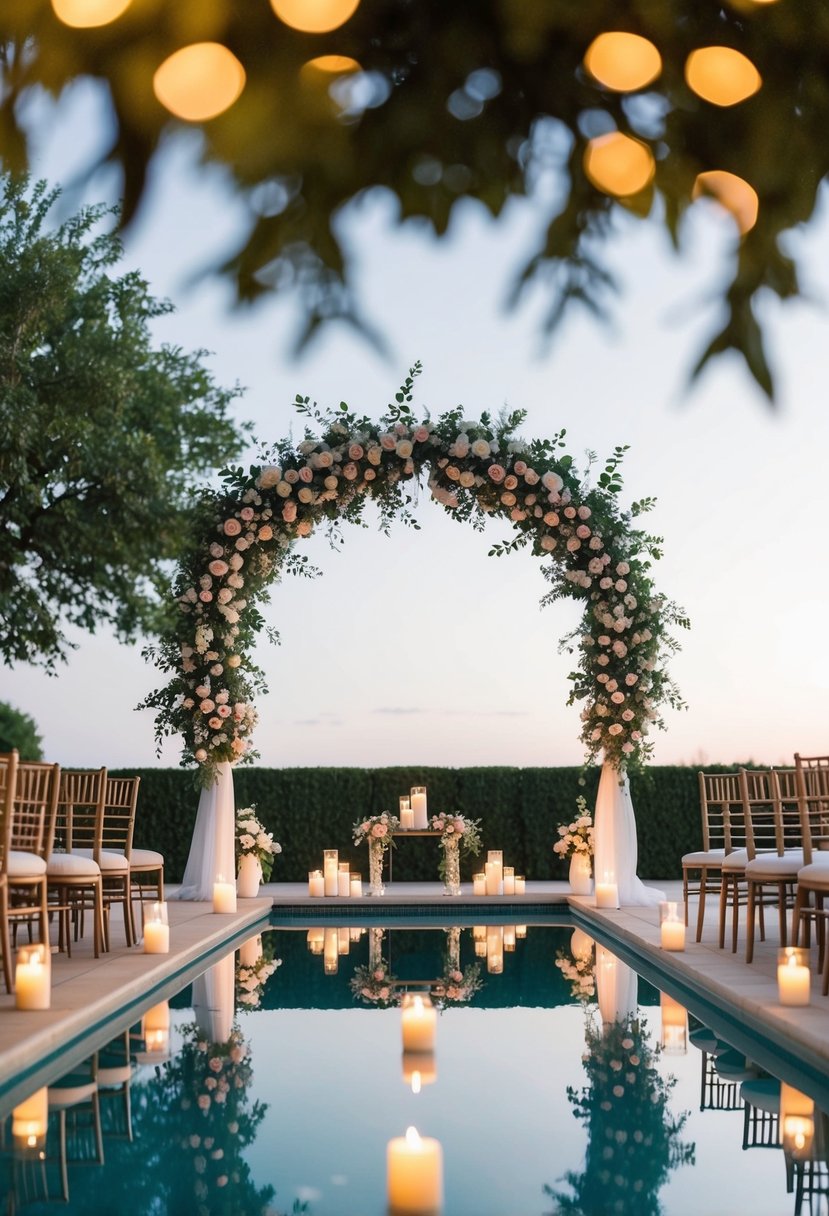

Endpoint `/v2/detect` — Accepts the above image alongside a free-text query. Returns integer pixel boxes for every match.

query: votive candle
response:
[143,901,170,954]
[594,877,619,909]
[514,875,526,895]
[778,948,810,1006]
[338,862,351,898]
[661,917,686,952]
[212,877,237,914]
[472,872,486,896]
[15,944,50,1011]
[350,873,362,897]
[411,787,428,830]
[308,869,324,897]
[387,1126,443,1215]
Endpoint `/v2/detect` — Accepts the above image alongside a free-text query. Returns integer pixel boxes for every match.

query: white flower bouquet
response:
[553,795,595,861]
[353,810,399,850]
[235,805,281,882]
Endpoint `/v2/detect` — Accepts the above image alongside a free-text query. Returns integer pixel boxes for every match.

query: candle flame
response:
[405,1126,422,1148]
[411,1071,421,1095]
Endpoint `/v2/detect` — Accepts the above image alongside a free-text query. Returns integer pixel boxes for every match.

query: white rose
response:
[471,438,491,458]
[258,465,282,489]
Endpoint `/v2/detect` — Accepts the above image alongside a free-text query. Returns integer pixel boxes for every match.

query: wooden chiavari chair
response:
[682,772,737,942]
[48,770,107,957]
[791,756,829,989]
[0,749,18,991]
[9,758,59,948]
[744,768,802,963]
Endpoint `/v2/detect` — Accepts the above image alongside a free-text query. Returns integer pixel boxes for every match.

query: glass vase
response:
[443,837,461,896]
[368,838,385,896]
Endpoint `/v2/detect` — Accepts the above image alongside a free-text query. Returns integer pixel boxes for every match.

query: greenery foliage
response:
[0,177,246,670]
[118,763,733,884]
[3,3,826,395]
[0,700,43,758]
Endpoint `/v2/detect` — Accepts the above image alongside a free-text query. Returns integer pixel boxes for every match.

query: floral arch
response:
[145,365,687,905]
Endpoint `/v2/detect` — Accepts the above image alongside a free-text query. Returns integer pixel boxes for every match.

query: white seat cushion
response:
[721,848,749,872]
[745,850,804,878]
[75,848,129,873]
[7,850,47,877]
[740,1077,780,1114]
[797,862,829,888]
[688,1027,720,1054]
[48,1082,97,1109]
[47,852,100,878]
[98,1065,133,1086]
[682,848,726,866]
[130,848,164,868]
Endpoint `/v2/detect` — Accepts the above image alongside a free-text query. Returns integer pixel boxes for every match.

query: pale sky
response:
[4,80,828,770]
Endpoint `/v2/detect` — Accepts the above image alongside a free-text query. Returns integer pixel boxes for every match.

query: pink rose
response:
[504,474,518,490]
[413,425,429,443]
[500,491,516,507]
[296,520,312,537]
[576,524,591,539]
[348,443,364,461]
[510,507,526,521]
[258,525,273,541]
[195,748,208,762]
[240,506,255,521]
[578,505,592,519]
[513,460,527,475]
[524,468,540,485]
[208,560,229,577]
[217,704,232,718]
[373,969,385,981]
[223,519,242,536]
[199,590,213,603]
[364,467,376,481]
[285,469,299,484]
[208,716,222,729]
[197,1094,211,1111]
[540,535,557,552]
[282,502,297,522]
[380,433,396,450]
[299,466,314,483]
[195,684,209,697]
[487,463,506,484]
[371,823,387,838]
[343,462,358,481]
[543,511,559,527]
[200,699,215,713]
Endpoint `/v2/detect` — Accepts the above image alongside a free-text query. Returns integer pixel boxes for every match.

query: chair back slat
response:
[13,761,60,858]
[102,777,139,858]
[698,772,744,853]
[795,755,829,866]
[0,750,20,873]
[771,768,801,851]
[55,770,107,856]
[739,770,781,859]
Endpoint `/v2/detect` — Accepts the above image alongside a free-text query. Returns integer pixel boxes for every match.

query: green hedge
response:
[114,763,745,884]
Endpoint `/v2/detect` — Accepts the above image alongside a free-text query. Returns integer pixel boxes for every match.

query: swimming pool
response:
[1,919,825,1215]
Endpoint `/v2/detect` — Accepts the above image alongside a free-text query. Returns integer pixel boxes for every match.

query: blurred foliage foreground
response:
[3,0,829,398]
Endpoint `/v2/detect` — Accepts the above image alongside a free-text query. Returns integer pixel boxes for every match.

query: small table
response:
[388,829,442,882]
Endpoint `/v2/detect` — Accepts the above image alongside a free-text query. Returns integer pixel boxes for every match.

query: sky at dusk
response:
[5,80,828,771]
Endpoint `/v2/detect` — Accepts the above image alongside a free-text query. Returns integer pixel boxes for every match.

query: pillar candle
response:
[472,872,486,896]
[143,1000,171,1056]
[387,1126,443,1215]
[338,862,351,898]
[514,876,526,895]
[401,806,415,831]
[306,927,324,954]
[323,927,338,974]
[778,950,810,1006]
[484,862,501,896]
[503,925,516,952]
[323,850,339,897]
[486,926,503,974]
[308,869,324,897]
[594,881,619,909]
[487,851,503,893]
[402,1051,437,1092]
[212,878,237,914]
[502,867,515,896]
[350,873,362,897]
[660,918,686,951]
[411,787,428,830]
[401,994,437,1053]
[15,945,50,1010]
[338,927,350,955]
[144,919,170,954]
[12,1087,48,1152]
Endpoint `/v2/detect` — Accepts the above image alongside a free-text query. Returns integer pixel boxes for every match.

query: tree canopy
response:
[0,701,44,758]
[0,177,246,671]
[2,0,827,398]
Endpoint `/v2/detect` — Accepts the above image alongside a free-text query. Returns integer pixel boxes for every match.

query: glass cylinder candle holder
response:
[306,927,324,954]
[350,872,362,897]
[323,849,339,897]
[410,786,428,829]
[12,1087,48,1156]
[780,1083,816,1159]
[399,796,414,831]
[144,900,170,954]
[338,861,351,898]
[142,1000,171,1059]
[308,869,324,897]
[323,927,338,974]
[212,875,236,914]
[15,943,50,1010]
[516,924,527,939]
[472,872,486,896]
[337,927,350,956]
[514,875,526,895]
[502,866,515,896]
[778,947,811,1006]
[503,925,517,952]
[660,912,686,952]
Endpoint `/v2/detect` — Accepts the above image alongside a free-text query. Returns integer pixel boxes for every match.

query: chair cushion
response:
[47,852,100,878]
[130,848,164,868]
[97,1064,133,1086]
[7,850,47,877]
[689,1027,721,1054]
[682,849,726,866]
[48,1082,97,1109]
[745,850,804,878]
[75,848,129,873]
[721,848,749,872]
[797,861,829,888]
[740,1077,780,1114]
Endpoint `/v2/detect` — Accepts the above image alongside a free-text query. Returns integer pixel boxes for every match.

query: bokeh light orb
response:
[270,0,361,34]
[583,32,662,93]
[153,43,246,123]
[301,55,361,76]
[693,170,759,234]
[685,46,762,106]
[51,0,132,28]
[584,132,655,197]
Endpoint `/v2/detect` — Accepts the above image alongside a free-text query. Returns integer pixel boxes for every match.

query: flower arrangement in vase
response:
[235,806,281,896]
[553,795,595,894]
[235,937,282,1009]
[353,811,400,896]
[430,812,482,894]
[349,959,402,1008]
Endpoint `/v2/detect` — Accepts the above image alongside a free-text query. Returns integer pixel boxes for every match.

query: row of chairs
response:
[682,753,829,977]
[0,751,164,992]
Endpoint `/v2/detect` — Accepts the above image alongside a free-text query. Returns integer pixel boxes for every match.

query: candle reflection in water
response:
[12,1087,47,1155]
[780,1083,816,1160]
[659,992,688,1054]
[486,926,503,974]
[402,1050,437,1093]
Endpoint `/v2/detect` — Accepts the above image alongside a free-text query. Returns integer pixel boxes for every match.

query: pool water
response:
[1,920,825,1216]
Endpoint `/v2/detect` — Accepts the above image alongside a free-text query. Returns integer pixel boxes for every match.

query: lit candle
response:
[143,900,169,952]
[338,862,351,898]
[338,927,350,955]
[486,926,503,974]
[323,849,339,897]
[15,945,50,1010]
[661,916,686,951]
[212,876,237,914]
[514,875,526,895]
[485,861,502,896]
[472,872,486,896]
[516,924,527,938]
[400,796,414,830]
[387,1126,443,1215]
[502,867,515,896]
[350,873,362,897]
[781,1082,815,1158]
[660,992,688,1053]
[308,869,324,897]
[487,851,503,894]
[503,925,516,952]
[349,926,362,943]
[778,949,811,1006]
[323,927,338,974]
[306,927,324,954]
[401,994,437,1053]
[410,787,428,830]
[474,939,487,958]
[12,1087,47,1153]
[594,876,619,909]
[143,1000,171,1056]
[402,1050,437,1092]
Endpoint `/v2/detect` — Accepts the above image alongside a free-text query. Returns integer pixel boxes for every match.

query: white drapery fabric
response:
[193,952,235,1043]
[596,944,638,1027]
[593,759,665,907]
[172,761,236,901]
